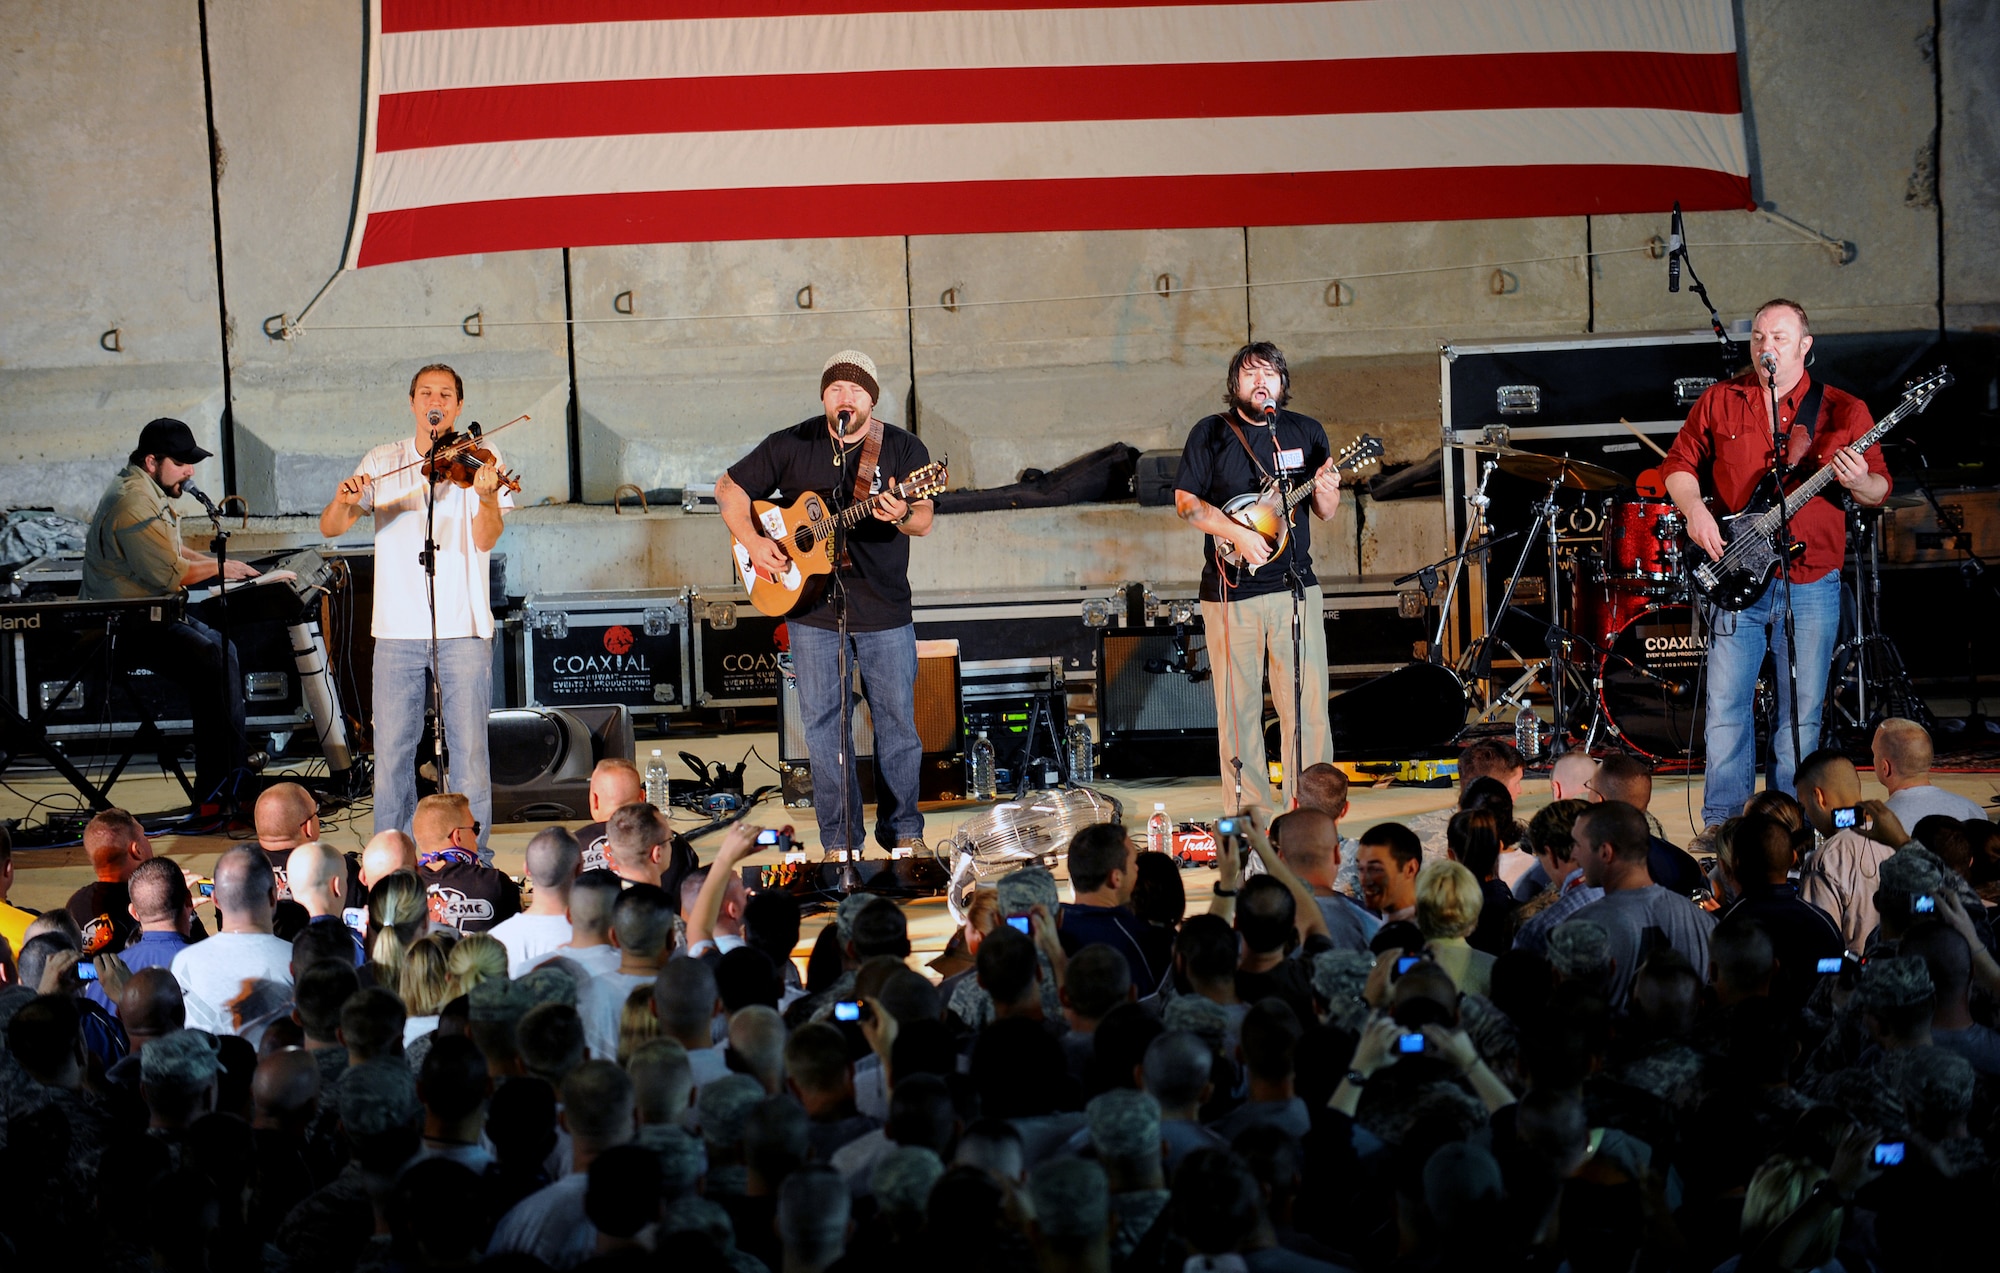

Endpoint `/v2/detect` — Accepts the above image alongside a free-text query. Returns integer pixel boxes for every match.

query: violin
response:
[422,425,521,494]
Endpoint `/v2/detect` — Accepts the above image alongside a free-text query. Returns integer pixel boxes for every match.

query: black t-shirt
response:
[726,417,933,631]
[264,846,365,906]
[68,880,138,956]
[421,855,522,934]
[1175,408,1332,602]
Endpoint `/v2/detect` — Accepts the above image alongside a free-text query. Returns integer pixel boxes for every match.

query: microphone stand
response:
[1764,362,1805,783]
[1268,407,1310,810]
[419,422,450,808]
[828,413,862,893]
[1670,207,1739,378]
[189,484,232,807]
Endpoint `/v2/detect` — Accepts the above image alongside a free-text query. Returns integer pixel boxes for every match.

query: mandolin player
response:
[716,349,935,858]
[1173,342,1342,818]
[319,363,511,860]
[1660,299,1889,833]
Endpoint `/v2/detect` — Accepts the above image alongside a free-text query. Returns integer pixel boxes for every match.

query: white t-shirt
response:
[578,969,656,1063]
[168,931,296,1048]
[352,437,513,640]
[1887,784,1991,829]
[488,912,574,978]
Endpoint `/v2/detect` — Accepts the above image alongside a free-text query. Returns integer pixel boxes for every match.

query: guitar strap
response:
[850,418,886,503]
[1224,416,1275,484]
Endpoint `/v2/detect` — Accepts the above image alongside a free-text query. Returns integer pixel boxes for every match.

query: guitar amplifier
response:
[777,639,965,810]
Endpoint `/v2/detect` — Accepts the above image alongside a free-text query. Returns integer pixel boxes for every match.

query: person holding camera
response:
[1795,750,1904,956]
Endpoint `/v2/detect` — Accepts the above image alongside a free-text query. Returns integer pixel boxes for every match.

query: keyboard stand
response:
[0,625,195,813]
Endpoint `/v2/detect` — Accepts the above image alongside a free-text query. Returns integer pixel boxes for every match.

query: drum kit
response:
[1427,442,1715,761]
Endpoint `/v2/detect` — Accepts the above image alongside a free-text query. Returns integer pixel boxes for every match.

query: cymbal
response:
[1491,449,1628,491]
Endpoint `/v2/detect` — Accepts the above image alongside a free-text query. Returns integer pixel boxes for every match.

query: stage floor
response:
[6,731,1998,980]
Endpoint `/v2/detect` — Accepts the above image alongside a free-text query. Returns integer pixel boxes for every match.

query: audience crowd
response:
[2,718,1997,1273]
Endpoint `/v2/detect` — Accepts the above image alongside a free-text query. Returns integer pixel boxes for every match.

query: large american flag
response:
[349,0,1753,267]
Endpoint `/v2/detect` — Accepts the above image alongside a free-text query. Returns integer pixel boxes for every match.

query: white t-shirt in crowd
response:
[352,437,513,640]
[578,969,656,1063]
[528,944,622,984]
[489,913,574,978]
[1887,783,1991,829]
[169,931,296,1048]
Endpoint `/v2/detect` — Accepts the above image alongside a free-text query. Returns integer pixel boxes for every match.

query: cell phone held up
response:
[755,827,792,855]
[1831,806,1863,831]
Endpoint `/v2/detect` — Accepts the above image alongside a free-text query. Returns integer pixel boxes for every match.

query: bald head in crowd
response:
[1551,752,1600,803]
[1273,808,1342,888]
[1794,750,1864,837]
[83,809,151,883]
[252,1048,322,1134]
[119,968,187,1050]
[286,842,349,919]
[254,782,320,854]
[128,857,192,934]
[413,793,474,856]
[590,758,645,821]
[211,846,279,932]
[361,830,419,888]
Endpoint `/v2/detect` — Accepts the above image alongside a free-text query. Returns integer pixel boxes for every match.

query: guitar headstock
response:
[1902,366,1954,407]
[1337,434,1386,472]
[897,460,949,502]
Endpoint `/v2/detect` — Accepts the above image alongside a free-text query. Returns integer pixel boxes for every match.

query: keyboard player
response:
[80,418,265,812]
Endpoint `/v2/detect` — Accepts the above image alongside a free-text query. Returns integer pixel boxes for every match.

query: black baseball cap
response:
[136,418,213,464]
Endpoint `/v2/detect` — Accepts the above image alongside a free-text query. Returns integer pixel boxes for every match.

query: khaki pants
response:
[1200,584,1331,818]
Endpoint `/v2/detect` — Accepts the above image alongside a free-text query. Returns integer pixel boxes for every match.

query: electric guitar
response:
[731,460,949,617]
[1213,434,1384,575]
[1690,368,1952,611]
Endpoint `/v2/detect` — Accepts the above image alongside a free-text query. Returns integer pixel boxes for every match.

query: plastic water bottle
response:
[969,731,997,801]
[1066,714,1095,786]
[1513,706,1544,763]
[644,749,670,809]
[1147,802,1171,855]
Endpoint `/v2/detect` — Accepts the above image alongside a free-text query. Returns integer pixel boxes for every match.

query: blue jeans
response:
[373,637,493,859]
[1701,573,1841,827]
[789,622,924,852]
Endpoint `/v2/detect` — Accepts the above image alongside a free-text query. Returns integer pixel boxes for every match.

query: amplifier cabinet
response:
[777,638,966,808]
[1127,577,1429,684]
[1439,330,1728,665]
[521,589,692,715]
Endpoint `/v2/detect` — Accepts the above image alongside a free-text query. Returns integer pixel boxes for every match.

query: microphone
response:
[1666,202,1683,293]
[835,408,852,432]
[1760,352,1778,380]
[182,481,221,516]
[1261,398,1279,423]
[427,408,443,427]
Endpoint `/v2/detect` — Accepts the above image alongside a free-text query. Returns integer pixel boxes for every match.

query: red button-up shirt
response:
[1660,369,1889,584]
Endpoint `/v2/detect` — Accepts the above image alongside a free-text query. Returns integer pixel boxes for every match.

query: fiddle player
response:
[81,417,264,813]
[319,364,511,861]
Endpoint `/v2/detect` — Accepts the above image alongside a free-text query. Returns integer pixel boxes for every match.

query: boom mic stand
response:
[186,481,233,807]
[828,412,862,894]
[1270,407,1310,809]
[1763,360,1805,783]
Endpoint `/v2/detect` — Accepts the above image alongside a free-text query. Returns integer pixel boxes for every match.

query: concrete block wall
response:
[4,0,1996,595]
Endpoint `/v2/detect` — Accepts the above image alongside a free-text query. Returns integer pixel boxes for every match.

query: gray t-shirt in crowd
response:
[1887,784,1991,830]
[1569,884,1716,1005]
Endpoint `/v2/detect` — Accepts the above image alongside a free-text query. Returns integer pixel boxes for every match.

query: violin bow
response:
[367,412,533,484]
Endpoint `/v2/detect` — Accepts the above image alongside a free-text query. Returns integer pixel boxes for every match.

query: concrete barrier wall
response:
[3,0,1995,591]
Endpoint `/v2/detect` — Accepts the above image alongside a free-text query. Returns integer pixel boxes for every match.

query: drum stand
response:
[1462,475,1572,747]
[1826,502,1934,743]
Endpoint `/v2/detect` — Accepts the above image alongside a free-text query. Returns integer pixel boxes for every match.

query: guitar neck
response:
[833,485,897,531]
[1765,401,1910,527]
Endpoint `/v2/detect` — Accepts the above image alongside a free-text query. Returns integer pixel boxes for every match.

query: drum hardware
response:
[1824,499,1934,747]
[1490,449,1627,491]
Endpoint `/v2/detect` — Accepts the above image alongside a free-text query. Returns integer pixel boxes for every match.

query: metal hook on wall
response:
[1323,281,1351,308]
[1489,269,1520,296]
[100,328,123,353]
[1154,273,1175,298]
[612,483,649,515]
[613,290,635,315]
[218,494,251,530]
[462,311,484,337]
[795,284,814,310]
[939,287,960,313]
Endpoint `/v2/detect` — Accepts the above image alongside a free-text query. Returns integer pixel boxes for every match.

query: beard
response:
[1232,391,1281,420]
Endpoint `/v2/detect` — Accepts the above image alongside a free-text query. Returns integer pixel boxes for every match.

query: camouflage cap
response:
[468,973,538,1023]
[1029,1157,1111,1240]
[338,1059,420,1139]
[1162,994,1230,1052]
[871,1146,945,1217]
[1547,920,1613,979]
[835,892,882,943]
[1311,950,1375,1011]
[660,1195,736,1245]
[638,1122,709,1197]
[696,1073,766,1147]
[996,865,1060,919]
[1879,845,1947,898]
[139,1027,221,1090]
[517,963,579,1008]
[1086,1088,1163,1161]
[1896,1045,1975,1123]
[1851,955,1935,1012]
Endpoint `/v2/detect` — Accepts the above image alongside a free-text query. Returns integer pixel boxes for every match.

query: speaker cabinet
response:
[1096,629,1219,778]
[487,704,634,823]
[777,640,964,809]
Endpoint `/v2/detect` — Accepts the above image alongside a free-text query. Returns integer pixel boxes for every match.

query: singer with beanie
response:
[82,417,263,810]
[1660,299,1890,830]
[320,364,512,860]
[716,350,936,856]
[1173,343,1343,819]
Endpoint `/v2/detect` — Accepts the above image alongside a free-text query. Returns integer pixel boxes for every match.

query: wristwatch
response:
[1343,1069,1369,1087]
[1213,885,1238,896]
[895,508,914,526]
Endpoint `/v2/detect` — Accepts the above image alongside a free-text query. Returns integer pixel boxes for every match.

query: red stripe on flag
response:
[375,52,1742,151]
[355,166,1754,266]
[382,0,1271,33]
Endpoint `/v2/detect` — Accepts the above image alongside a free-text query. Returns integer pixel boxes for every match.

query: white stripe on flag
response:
[380,0,1738,94]
[365,106,1750,212]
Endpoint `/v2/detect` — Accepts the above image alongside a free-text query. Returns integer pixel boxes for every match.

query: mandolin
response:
[1213,434,1384,576]
[730,461,949,617]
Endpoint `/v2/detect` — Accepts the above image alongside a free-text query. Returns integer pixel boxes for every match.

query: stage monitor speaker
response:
[779,640,963,761]
[1325,661,1467,756]
[1097,629,1218,778]
[486,704,634,823]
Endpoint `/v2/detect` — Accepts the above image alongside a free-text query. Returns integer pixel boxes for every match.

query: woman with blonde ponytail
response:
[447,931,508,999]
[367,868,430,988]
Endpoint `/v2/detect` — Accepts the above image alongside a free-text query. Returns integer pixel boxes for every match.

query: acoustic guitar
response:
[731,461,949,617]
[1213,434,1384,575]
